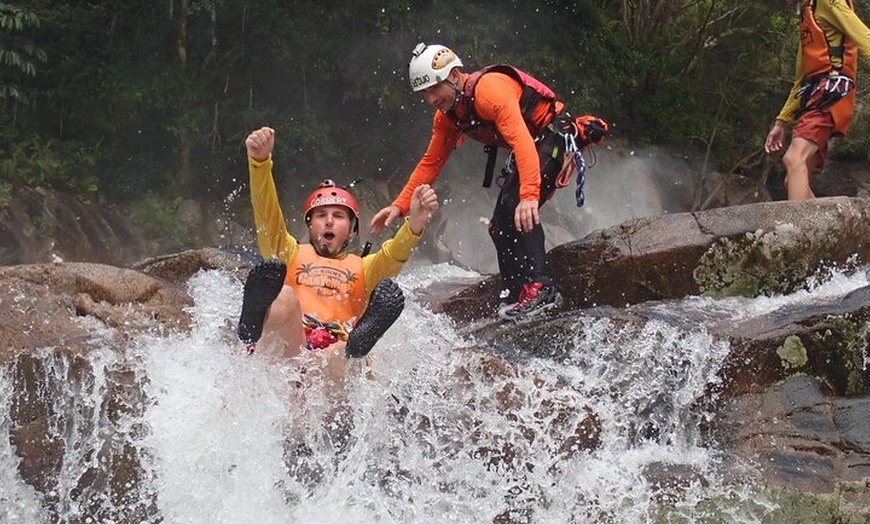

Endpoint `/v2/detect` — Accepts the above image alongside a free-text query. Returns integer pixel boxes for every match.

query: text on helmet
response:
[412,75,431,88]
[311,195,350,209]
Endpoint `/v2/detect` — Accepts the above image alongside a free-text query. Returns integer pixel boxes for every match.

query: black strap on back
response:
[483,145,497,188]
[361,241,372,257]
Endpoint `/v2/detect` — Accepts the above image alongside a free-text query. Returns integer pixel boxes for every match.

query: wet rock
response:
[133,246,255,284]
[431,197,870,326]
[642,461,710,504]
[0,263,192,361]
[0,187,252,267]
[3,195,870,521]
[0,187,150,267]
[421,195,870,511]
[549,196,870,310]
[8,350,158,523]
[394,348,601,470]
[712,375,870,502]
[709,285,870,397]
[0,258,207,522]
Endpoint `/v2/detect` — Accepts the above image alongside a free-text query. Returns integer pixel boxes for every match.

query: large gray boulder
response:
[3,194,870,522]
[433,196,870,323]
[0,262,194,362]
[419,197,870,519]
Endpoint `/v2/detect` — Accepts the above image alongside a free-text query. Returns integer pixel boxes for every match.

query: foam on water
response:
[2,263,868,523]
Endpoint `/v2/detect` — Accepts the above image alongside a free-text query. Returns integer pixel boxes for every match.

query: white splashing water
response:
[0,371,45,524]
[1,263,868,523]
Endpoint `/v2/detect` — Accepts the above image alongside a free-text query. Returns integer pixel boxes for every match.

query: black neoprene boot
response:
[345,278,405,358]
[237,260,287,344]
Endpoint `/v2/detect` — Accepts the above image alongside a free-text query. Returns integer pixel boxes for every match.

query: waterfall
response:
[1,263,867,523]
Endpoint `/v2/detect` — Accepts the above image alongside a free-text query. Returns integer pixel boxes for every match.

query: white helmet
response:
[408,42,463,92]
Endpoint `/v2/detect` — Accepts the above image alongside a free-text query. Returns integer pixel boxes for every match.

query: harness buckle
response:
[796,72,853,118]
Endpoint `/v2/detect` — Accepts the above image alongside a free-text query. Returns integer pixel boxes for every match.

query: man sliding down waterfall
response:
[237,126,439,367]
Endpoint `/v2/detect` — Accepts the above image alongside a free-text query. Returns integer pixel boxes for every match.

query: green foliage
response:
[0,0,850,208]
[129,193,189,251]
[0,180,11,209]
[0,2,47,104]
[0,136,99,194]
[0,2,36,30]
[593,1,790,168]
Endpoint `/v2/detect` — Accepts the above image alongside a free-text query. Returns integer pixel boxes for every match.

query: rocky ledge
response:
[1,197,869,522]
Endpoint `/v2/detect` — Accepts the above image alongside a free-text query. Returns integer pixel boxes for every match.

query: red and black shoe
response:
[497,282,562,321]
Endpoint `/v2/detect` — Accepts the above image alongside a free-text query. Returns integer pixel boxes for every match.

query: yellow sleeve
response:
[776,49,805,124]
[361,218,422,298]
[821,0,870,60]
[248,155,298,263]
[777,1,870,123]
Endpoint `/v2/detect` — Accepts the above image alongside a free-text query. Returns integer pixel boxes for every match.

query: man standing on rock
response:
[371,42,608,322]
[765,0,870,200]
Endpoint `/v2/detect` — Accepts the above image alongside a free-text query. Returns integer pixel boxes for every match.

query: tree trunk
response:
[176,0,192,193]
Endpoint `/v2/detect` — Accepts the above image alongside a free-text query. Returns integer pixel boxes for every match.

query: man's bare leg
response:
[782,136,818,200]
[259,290,353,389]
[258,286,306,359]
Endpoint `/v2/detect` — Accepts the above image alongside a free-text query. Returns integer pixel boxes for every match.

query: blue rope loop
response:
[564,133,586,208]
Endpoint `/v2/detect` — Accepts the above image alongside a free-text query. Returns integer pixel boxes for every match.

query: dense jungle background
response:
[3,0,870,266]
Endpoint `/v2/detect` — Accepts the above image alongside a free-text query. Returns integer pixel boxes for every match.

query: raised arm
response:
[245,127,298,261]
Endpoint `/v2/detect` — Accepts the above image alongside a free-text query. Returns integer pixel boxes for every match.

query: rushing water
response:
[1,262,868,524]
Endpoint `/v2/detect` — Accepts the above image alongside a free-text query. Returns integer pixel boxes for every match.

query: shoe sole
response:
[345,278,405,358]
[497,301,518,320]
[237,260,287,343]
[499,292,563,322]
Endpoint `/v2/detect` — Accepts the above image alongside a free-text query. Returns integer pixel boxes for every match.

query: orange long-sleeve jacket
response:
[392,70,562,214]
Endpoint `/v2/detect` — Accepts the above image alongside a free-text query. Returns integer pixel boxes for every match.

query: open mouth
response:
[322,231,336,242]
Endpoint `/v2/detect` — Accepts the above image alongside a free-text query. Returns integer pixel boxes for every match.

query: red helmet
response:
[304,180,360,233]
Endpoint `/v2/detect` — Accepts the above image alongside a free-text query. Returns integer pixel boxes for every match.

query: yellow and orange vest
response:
[286,244,366,325]
[800,0,858,135]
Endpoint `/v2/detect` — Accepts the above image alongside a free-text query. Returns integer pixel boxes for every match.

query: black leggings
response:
[488,131,565,302]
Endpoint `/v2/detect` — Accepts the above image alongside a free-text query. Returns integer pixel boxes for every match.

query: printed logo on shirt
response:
[294,263,357,299]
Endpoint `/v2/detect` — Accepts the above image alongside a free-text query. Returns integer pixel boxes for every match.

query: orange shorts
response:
[792,94,836,169]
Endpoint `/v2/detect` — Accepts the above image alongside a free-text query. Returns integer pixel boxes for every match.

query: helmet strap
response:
[339,227,357,254]
[446,81,462,111]
[345,217,358,246]
[445,70,464,111]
